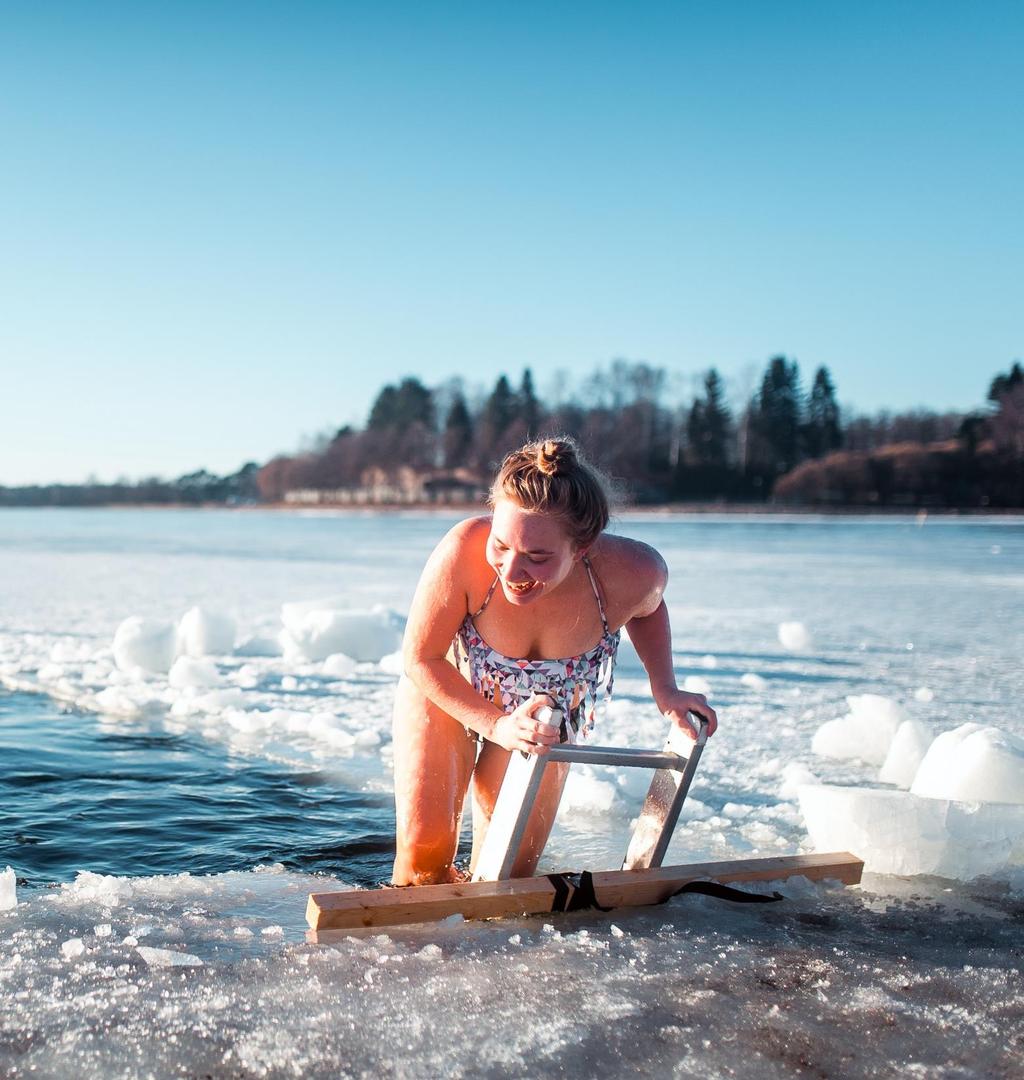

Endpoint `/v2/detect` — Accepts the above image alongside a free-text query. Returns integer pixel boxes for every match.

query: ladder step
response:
[546,744,686,769]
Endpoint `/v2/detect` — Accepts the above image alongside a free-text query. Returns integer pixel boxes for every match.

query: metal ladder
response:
[472,712,709,881]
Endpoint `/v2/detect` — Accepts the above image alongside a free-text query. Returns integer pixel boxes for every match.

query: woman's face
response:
[486,498,581,606]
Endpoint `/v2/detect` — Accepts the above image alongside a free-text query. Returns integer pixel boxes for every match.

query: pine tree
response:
[443,394,474,469]
[520,368,541,436]
[367,378,435,431]
[686,399,707,463]
[367,385,399,430]
[482,375,516,438]
[752,356,803,475]
[700,368,731,466]
[804,366,842,458]
[988,362,1024,404]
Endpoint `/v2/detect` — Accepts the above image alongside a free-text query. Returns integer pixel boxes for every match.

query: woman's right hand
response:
[488,694,561,755]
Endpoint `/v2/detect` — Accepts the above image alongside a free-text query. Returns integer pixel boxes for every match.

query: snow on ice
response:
[279,600,403,662]
[911,722,1024,804]
[811,694,911,766]
[177,606,236,657]
[777,621,812,651]
[0,867,16,911]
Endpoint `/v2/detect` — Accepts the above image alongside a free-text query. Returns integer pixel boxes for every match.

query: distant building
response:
[283,467,485,506]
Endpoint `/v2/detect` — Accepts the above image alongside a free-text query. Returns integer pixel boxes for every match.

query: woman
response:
[392,437,718,885]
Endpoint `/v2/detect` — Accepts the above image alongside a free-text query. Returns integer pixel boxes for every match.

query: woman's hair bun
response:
[536,439,577,476]
[490,435,610,547]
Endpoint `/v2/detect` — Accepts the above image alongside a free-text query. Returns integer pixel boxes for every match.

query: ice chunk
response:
[0,866,16,911]
[168,656,221,689]
[799,783,1024,879]
[49,640,93,663]
[280,601,404,663]
[112,617,177,673]
[225,709,274,735]
[811,718,865,762]
[60,870,135,907]
[740,672,768,692]
[811,695,910,766]
[683,675,711,695]
[879,720,933,788]
[562,766,617,813]
[698,654,718,669]
[234,635,282,657]
[177,607,236,657]
[323,653,358,677]
[911,724,1024,804]
[914,686,935,703]
[61,938,86,959]
[92,686,144,721]
[778,621,811,651]
[779,762,818,799]
[191,687,246,712]
[136,946,204,967]
[378,651,404,676]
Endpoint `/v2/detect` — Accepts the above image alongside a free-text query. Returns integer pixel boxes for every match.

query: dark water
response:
[0,691,397,888]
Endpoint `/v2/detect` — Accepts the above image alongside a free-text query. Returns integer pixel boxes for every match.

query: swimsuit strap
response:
[471,575,500,618]
[582,554,611,634]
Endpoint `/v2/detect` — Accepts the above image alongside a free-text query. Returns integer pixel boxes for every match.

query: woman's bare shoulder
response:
[590,534,668,619]
[425,515,492,585]
[437,514,491,557]
[592,534,667,582]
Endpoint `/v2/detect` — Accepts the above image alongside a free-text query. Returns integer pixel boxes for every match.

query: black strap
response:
[545,871,612,913]
[545,871,783,914]
[670,880,784,904]
[546,872,574,912]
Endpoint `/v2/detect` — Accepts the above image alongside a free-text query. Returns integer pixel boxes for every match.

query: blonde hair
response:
[488,437,610,548]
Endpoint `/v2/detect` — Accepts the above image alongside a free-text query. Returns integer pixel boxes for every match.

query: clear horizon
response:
[2,2,1020,485]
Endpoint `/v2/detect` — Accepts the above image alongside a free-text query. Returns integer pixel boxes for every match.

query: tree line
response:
[255,358,1023,507]
[775,362,1023,508]
[0,464,261,508]
[3,360,1020,508]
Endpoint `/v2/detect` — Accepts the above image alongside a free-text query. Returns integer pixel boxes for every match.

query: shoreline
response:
[2,500,1021,517]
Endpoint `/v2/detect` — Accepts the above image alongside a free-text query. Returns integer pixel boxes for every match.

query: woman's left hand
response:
[654,688,718,741]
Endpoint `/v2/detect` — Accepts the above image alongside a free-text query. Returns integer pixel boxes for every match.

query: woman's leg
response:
[470,741,570,879]
[391,674,477,885]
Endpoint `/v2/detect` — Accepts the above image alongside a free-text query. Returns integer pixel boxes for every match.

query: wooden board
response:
[306,851,863,936]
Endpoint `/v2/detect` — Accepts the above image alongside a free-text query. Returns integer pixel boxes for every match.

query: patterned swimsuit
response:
[452,555,620,744]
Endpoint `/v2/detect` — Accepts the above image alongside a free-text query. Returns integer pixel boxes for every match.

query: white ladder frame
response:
[472,714,709,881]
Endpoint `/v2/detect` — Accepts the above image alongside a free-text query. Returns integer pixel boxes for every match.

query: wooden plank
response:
[306,851,863,935]
[593,851,863,909]
[306,876,560,931]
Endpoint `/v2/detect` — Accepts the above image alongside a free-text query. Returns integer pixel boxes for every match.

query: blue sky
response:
[2,1,1021,484]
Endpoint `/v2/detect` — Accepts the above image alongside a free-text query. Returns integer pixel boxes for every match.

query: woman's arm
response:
[619,543,719,739]
[401,519,559,753]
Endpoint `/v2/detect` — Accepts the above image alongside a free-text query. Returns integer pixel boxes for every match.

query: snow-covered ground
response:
[1,508,1021,1077]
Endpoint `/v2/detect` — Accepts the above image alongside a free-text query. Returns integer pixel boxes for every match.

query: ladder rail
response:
[472,712,709,882]
[623,718,708,870]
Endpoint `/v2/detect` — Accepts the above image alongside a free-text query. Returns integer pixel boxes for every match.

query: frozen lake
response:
[0,508,1021,1077]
